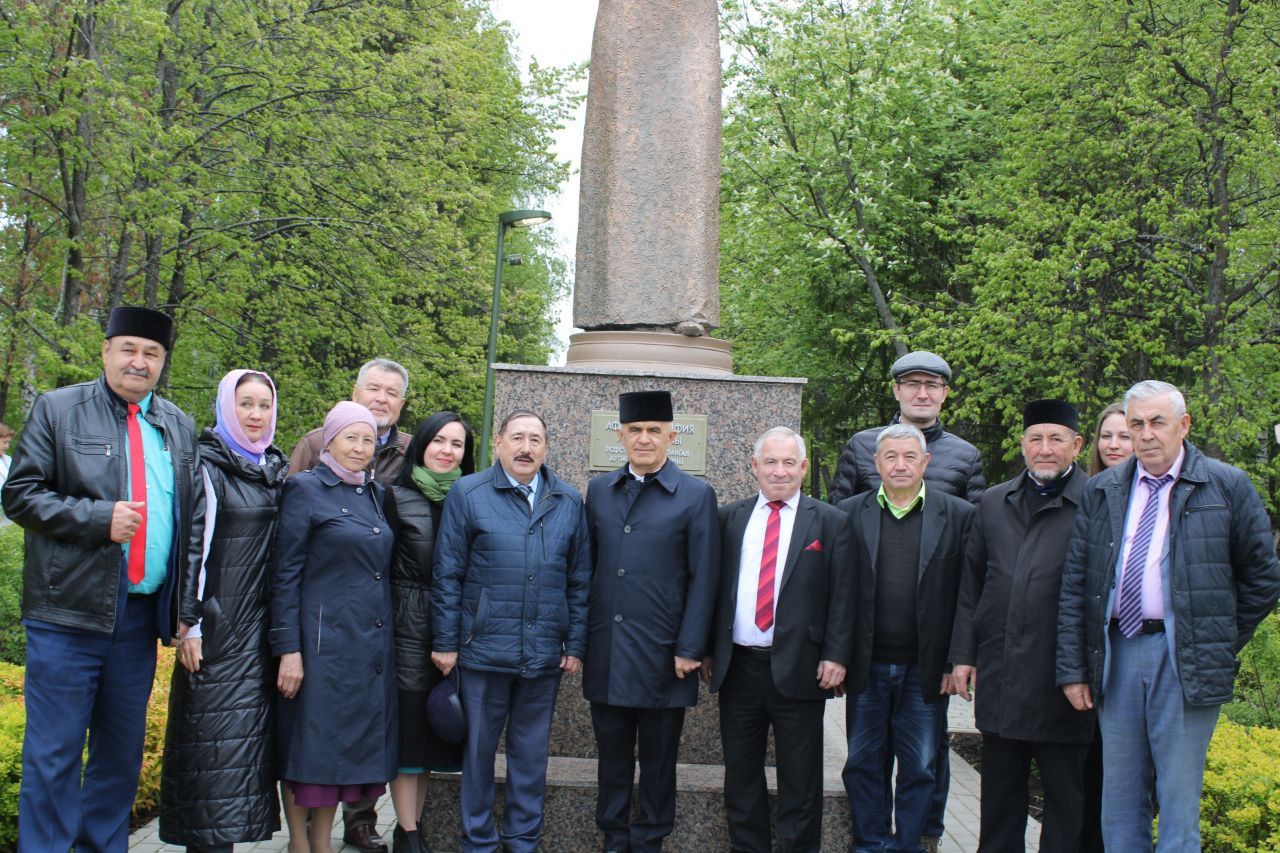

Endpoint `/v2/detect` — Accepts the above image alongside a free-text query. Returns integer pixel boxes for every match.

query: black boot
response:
[393,823,428,853]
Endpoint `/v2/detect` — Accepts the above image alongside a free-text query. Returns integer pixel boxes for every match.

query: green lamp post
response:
[479,209,552,469]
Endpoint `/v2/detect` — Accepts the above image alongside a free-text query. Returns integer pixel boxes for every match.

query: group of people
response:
[1,306,1277,853]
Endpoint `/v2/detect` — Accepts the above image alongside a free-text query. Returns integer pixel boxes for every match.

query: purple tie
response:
[1117,474,1173,638]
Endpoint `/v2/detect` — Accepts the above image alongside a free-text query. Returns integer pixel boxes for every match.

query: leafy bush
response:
[1225,611,1280,729]
[0,652,174,846]
[0,526,23,665]
[1201,719,1280,851]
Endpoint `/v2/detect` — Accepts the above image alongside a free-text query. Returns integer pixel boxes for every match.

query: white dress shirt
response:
[733,490,801,647]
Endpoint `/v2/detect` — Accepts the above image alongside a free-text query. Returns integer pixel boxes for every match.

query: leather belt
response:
[733,644,772,660]
[1110,617,1165,635]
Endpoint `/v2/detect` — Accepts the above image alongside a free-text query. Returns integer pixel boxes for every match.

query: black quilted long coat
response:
[159,430,288,846]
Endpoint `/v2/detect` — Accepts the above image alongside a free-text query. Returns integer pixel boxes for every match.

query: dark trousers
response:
[459,668,562,853]
[719,649,825,853]
[978,733,1087,853]
[1079,723,1104,853]
[591,702,687,852]
[18,595,159,853]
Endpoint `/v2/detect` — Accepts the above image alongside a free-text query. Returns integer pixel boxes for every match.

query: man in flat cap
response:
[1057,381,1280,850]
[583,390,720,852]
[3,306,197,851]
[829,349,985,850]
[948,400,1092,852]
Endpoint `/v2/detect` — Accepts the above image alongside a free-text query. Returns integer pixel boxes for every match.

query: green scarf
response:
[412,464,461,502]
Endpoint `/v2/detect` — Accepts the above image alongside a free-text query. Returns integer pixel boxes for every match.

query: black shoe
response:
[344,822,390,853]
[393,823,428,853]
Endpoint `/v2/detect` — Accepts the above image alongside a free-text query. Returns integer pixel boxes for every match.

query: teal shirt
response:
[124,392,176,594]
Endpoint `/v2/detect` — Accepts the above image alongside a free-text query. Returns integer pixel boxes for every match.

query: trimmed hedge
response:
[0,526,23,665]
[1202,719,1280,851]
[0,652,174,848]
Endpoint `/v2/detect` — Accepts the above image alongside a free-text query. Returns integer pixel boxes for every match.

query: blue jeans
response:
[19,596,159,853]
[457,668,561,853]
[1098,625,1220,853]
[843,662,945,853]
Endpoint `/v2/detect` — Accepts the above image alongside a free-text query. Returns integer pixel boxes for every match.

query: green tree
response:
[1,0,574,444]
[719,0,981,483]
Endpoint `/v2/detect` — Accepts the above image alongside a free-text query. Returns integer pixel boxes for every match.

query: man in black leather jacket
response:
[2,306,196,852]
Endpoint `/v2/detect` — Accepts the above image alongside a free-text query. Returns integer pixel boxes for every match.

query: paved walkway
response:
[130,698,1038,852]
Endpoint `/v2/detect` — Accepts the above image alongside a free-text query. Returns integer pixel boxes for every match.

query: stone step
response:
[424,701,855,845]
[419,754,851,852]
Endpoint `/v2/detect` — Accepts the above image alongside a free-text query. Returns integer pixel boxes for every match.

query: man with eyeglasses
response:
[829,350,984,852]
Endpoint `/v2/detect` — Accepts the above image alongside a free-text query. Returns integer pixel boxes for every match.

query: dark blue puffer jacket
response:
[431,463,591,676]
[1057,442,1280,706]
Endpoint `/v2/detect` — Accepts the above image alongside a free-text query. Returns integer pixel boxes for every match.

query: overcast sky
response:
[489,1,601,359]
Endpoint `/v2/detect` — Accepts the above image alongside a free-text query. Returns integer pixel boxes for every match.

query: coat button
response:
[375,619,384,627]
[375,665,383,674]
[624,524,632,533]
[342,508,349,513]
[617,569,626,577]
[528,573,535,581]
[373,527,381,534]
[614,614,623,622]
[356,487,363,494]
[529,528,535,535]
[374,574,382,581]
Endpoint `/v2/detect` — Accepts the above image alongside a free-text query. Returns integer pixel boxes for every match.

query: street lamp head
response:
[499,209,552,229]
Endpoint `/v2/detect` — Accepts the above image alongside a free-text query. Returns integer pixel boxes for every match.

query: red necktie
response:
[755,500,785,631]
[126,403,148,585]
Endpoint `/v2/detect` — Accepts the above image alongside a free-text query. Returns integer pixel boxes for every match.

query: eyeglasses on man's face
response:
[896,379,947,393]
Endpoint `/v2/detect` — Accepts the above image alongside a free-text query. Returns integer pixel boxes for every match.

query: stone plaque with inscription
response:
[588,410,708,475]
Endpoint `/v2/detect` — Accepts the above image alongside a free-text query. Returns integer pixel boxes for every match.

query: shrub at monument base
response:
[0,651,174,844]
[0,526,24,665]
[1200,719,1280,851]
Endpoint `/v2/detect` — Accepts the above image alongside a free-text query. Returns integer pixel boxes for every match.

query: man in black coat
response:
[949,400,1094,853]
[3,307,197,852]
[705,426,852,852]
[838,424,974,852]
[584,391,720,852]
[1057,381,1280,851]
[827,349,984,851]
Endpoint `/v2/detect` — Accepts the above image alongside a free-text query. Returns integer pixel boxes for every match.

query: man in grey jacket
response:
[1057,380,1280,851]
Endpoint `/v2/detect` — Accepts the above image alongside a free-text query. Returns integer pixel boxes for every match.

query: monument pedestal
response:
[424,363,850,850]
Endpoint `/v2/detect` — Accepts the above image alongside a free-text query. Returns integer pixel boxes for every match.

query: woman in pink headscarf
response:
[270,401,398,853]
[160,370,290,852]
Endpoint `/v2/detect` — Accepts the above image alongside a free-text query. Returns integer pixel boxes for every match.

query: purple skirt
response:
[286,780,386,809]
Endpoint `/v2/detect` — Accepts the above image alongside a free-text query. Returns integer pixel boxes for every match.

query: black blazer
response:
[708,493,854,701]
[840,489,974,703]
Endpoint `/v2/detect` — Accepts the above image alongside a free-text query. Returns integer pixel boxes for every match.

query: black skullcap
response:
[618,390,674,423]
[891,350,951,382]
[105,307,173,350]
[1023,399,1079,432]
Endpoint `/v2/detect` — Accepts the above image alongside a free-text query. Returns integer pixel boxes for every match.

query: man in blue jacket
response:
[1057,380,1280,852]
[583,391,720,852]
[431,409,591,853]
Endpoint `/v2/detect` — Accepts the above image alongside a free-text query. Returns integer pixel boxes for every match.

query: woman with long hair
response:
[386,412,475,853]
[1081,400,1134,853]
[160,370,289,852]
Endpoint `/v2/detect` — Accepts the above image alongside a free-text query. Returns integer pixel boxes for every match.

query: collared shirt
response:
[1113,449,1186,620]
[733,489,801,647]
[504,467,541,510]
[125,392,176,594]
[876,481,927,519]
